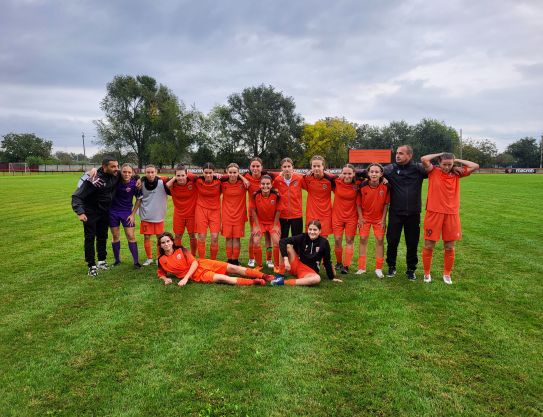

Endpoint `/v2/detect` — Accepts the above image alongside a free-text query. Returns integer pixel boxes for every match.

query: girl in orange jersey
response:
[165,165,198,255]
[221,163,250,265]
[244,157,278,268]
[303,155,334,238]
[157,232,274,286]
[272,157,306,239]
[356,163,390,278]
[332,164,362,274]
[194,162,222,260]
[250,175,281,269]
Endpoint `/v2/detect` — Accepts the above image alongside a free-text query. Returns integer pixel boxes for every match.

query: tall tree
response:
[506,137,539,167]
[94,75,189,168]
[413,119,460,158]
[301,117,357,167]
[0,133,53,163]
[215,84,304,167]
[460,139,498,167]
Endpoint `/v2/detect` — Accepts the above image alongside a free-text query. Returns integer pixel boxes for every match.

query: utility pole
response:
[540,134,542,169]
[459,129,462,159]
[82,132,86,159]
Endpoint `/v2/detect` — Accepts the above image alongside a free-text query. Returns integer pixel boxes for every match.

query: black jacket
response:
[71,168,119,215]
[279,233,334,280]
[383,161,427,215]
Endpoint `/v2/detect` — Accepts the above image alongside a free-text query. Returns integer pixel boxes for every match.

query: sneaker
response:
[340,265,349,275]
[88,266,98,277]
[97,261,109,270]
[247,259,256,268]
[423,274,432,283]
[262,274,275,282]
[113,260,122,267]
[443,275,453,285]
[406,270,417,281]
[266,260,274,269]
[335,262,343,270]
[142,258,154,266]
[386,267,396,277]
[254,278,266,286]
[375,269,384,279]
[355,269,366,275]
[134,262,142,269]
[271,275,285,286]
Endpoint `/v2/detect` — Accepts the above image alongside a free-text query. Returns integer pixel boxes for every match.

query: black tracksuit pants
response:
[83,211,109,267]
[386,212,420,271]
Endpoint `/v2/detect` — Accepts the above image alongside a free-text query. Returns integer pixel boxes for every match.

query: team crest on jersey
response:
[322,184,328,190]
[271,200,275,205]
[293,181,298,186]
[379,189,384,197]
[188,184,193,190]
[125,187,132,192]
[426,229,433,237]
[176,253,182,259]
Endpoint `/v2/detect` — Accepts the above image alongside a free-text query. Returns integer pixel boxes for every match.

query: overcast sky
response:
[1,0,542,155]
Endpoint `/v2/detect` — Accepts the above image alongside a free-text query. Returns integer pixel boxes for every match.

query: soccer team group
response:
[71,145,479,287]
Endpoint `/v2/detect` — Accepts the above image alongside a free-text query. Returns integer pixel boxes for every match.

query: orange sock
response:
[285,279,296,286]
[266,247,272,261]
[144,239,152,259]
[226,246,233,260]
[344,247,354,267]
[190,237,197,256]
[174,237,182,246]
[197,240,206,258]
[358,255,367,270]
[335,247,343,264]
[273,246,279,266]
[248,243,254,260]
[254,247,263,267]
[210,242,219,260]
[422,248,433,275]
[244,268,264,279]
[376,257,384,269]
[443,248,455,276]
[235,278,255,286]
[232,247,240,261]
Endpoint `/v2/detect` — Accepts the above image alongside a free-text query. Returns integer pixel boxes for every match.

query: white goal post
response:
[8,162,30,174]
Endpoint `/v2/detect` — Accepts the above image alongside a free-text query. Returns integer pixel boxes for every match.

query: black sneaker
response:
[386,267,396,277]
[134,262,142,269]
[113,260,122,267]
[335,262,343,270]
[406,270,417,281]
[88,266,98,277]
[340,265,349,274]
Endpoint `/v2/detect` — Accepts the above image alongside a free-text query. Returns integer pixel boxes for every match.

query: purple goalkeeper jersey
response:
[110,179,141,215]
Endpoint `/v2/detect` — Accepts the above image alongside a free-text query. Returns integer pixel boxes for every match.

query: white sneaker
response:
[375,269,384,278]
[355,269,366,275]
[424,274,432,283]
[266,260,274,269]
[443,275,453,285]
[247,259,256,268]
[142,258,154,266]
[97,260,109,270]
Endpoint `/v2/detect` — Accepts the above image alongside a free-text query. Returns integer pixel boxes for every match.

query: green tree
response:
[94,75,190,168]
[494,152,515,167]
[506,137,539,167]
[413,119,460,158]
[1,133,53,162]
[301,117,357,167]
[215,84,304,167]
[460,139,498,167]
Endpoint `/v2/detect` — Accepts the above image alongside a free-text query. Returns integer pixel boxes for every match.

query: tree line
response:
[1,74,541,168]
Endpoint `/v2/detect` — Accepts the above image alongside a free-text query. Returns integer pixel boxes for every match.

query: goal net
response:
[8,162,30,174]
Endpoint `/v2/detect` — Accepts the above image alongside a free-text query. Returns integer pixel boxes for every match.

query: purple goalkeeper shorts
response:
[109,210,135,228]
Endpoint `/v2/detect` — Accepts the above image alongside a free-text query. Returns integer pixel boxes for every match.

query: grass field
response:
[0,173,542,417]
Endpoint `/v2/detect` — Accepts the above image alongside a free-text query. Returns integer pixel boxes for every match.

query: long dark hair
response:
[157,232,181,257]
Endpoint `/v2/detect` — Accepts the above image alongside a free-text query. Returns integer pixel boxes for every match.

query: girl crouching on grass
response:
[271,220,342,286]
[157,232,274,286]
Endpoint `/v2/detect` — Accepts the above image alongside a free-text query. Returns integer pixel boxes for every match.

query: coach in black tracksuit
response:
[71,158,119,274]
[383,145,427,280]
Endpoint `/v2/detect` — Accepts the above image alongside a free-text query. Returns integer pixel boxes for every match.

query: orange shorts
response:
[306,215,332,236]
[195,207,221,234]
[140,220,164,235]
[192,258,228,283]
[424,211,462,241]
[173,216,195,235]
[359,222,385,238]
[332,218,358,237]
[221,222,246,238]
[290,256,317,279]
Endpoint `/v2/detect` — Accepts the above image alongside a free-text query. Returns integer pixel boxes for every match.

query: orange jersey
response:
[332,178,360,222]
[157,247,195,278]
[273,173,305,219]
[252,191,280,224]
[303,175,333,223]
[359,182,390,223]
[243,171,278,209]
[221,180,248,225]
[195,178,221,209]
[426,166,470,214]
[170,180,197,218]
